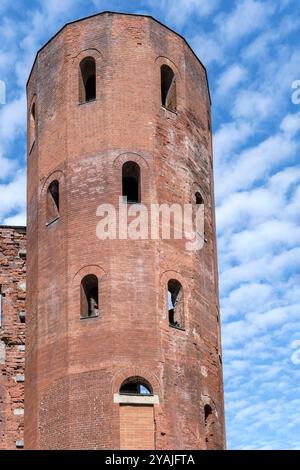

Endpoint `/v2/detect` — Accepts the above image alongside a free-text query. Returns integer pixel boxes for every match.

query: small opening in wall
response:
[195,191,206,243]
[80,274,99,319]
[161,64,177,112]
[120,377,153,396]
[195,191,203,205]
[29,102,36,149]
[204,404,215,449]
[122,161,141,204]
[79,57,96,103]
[19,312,26,324]
[168,279,184,329]
[46,180,60,224]
[205,404,212,422]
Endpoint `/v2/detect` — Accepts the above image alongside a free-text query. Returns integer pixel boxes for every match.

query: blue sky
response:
[1,0,300,450]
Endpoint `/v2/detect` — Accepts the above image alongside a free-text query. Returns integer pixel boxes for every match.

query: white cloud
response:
[216,64,248,96]
[0,93,26,141]
[280,112,300,137]
[3,210,26,226]
[244,14,300,62]
[215,0,275,43]
[213,120,254,162]
[160,0,220,26]
[222,282,274,321]
[217,165,300,234]
[220,247,300,293]
[0,147,17,181]
[232,90,273,120]
[216,116,300,198]
[192,34,224,66]
[0,169,26,222]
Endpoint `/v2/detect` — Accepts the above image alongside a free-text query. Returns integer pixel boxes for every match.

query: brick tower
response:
[25,12,225,450]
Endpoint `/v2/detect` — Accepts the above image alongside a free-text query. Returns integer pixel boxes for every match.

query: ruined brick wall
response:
[26,12,225,450]
[0,226,26,450]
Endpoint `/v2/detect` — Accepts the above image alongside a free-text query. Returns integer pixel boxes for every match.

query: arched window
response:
[120,377,153,396]
[195,191,205,244]
[161,64,177,112]
[204,404,215,450]
[46,180,59,224]
[119,377,155,450]
[168,279,184,329]
[195,191,203,205]
[79,57,96,103]
[122,161,141,203]
[29,102,36,149]
[80,274,99,319]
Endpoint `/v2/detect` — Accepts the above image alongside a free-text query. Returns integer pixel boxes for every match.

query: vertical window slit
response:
[168,279,184,329]
[80,275,99,319]
[46,180,60,224]
[161,64,177,112]
[122,161,141,204]
[79,57,96,103]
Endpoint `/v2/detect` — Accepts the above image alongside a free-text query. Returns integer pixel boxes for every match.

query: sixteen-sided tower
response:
[25,12,225,450]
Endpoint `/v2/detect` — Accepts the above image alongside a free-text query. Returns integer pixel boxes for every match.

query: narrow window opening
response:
[161,64,177,112]
[168,279,184,329]
[80,274,99,319]
[46,180,60,224]
[79,57,96,103]
[31,103,36,121]
[19,312,26,324]
[195,191,206,243]
[195,191,203,205]
[29,103,36,149]
[204,404,215,450]
[120,377,153,396]
[122,161,141,203]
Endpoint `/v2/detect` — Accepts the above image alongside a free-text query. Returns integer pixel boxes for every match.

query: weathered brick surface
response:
[25,12,225,449]
[120,405,155,450]
[0,227,26,450]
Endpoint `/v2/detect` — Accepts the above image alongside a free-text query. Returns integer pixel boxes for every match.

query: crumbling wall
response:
[0,226,26,450]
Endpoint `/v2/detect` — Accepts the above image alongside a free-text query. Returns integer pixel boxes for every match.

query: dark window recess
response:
[79,57,96,103]
[31,103,36,121]
[19,312,26,324]
[85,75,96,102]
[168,279,184,329]
[30,102,36,148]
[122,161,141,203]
[195,191,204,205]
[46,180,59,224]
[120,377,153,396]
[204,404,215,449]
[161,64,177,112]
[80,275,99,319]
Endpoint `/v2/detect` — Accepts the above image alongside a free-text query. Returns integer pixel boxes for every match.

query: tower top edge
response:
[26,10,211,105]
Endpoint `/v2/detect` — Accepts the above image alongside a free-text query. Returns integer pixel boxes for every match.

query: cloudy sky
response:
[1,0,300,450]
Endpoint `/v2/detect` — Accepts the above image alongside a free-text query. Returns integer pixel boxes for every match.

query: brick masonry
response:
[120,405,155,450]
[23,12,225,450]
[0,226,26,450]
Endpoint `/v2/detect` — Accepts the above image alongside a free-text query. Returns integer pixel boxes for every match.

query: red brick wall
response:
[120,405,155,450]
[25,12,225,450]
[0,227,26,450]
